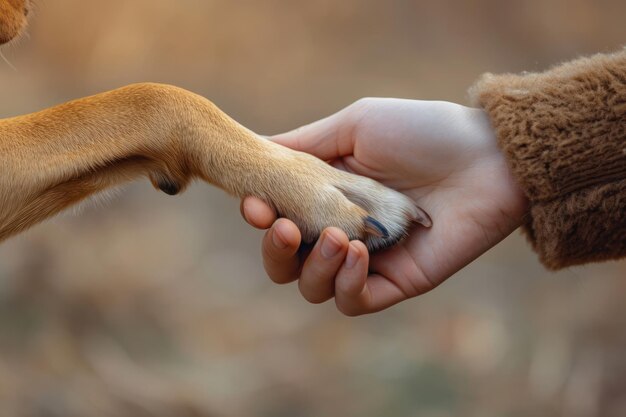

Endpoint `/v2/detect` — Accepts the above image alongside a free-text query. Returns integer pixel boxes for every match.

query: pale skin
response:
[242,98,530,316]
[0,1,427,249]
[2,0,527,314]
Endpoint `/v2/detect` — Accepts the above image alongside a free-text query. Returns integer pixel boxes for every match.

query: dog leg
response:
[0,83,429,248]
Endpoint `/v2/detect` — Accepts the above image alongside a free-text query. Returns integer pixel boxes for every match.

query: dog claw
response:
[414,206,433,228]
[156,179,181,196]
[364,216,389,239]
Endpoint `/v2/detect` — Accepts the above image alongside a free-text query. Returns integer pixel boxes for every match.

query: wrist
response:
[471,107,530,221]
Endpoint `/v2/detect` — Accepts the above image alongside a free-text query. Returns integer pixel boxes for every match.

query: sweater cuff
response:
[470,49,626,269]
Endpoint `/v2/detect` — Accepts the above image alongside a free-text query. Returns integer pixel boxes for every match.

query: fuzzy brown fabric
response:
[470,49,626,270]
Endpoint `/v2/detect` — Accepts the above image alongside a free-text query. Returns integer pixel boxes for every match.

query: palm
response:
[330,99,528,293]
[246,98,528,313]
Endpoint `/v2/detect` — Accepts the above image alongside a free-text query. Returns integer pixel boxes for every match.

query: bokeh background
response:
[0,1,625,416]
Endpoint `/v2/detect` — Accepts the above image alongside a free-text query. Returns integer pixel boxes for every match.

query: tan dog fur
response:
[0,1,429,250]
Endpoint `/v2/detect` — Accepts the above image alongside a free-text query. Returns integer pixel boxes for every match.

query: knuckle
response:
[262,258,298,285]
[301,291,327,304]
[262,233,291,263]
[298,280,327,304]
[335,279,353,296]
[267,271,293,285]
[352,97,378,109]
[344,97,376,123]
[308,296,328,305]
[262,245,283,265]
[336,300,363,317]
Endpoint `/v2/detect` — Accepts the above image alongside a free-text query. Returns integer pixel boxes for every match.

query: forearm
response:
[470,48,626,269]
[0,83,267,239]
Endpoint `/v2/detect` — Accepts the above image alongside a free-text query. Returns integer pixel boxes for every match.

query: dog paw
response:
[260,151,431,251]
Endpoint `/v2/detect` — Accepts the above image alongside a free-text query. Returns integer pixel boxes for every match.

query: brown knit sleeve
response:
[469,49,626,270]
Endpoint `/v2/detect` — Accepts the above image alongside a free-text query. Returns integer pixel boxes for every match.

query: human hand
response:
[242,98,529,315]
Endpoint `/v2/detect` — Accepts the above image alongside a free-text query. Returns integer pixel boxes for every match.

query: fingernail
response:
[345,244,359,269]
[272,227,288,249]
[321,233,342,259]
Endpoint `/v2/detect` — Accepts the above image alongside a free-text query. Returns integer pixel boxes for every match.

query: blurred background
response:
[0,0,625,416]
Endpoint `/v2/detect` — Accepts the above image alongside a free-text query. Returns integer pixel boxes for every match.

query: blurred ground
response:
[0,1,625,416]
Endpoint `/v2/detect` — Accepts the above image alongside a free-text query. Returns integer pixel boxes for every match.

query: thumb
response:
[270,105,357,160]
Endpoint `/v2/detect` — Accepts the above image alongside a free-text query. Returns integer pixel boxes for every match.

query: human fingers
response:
[270,105,358,160]
[240,196,277,229]
[334,242,409,316]
[297,228,350,304]
[261,219,302,284]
